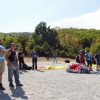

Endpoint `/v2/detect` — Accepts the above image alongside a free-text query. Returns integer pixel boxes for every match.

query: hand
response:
[9,63,13,67]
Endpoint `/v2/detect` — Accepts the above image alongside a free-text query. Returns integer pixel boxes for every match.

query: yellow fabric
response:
[37,65,66,70]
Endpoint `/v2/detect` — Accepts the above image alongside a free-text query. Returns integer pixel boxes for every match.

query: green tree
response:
[90,42,100,54]
[16,35,28,54]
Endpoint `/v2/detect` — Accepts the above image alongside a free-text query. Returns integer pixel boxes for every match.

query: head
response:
[10,43,16,50]
[33,50,36,52]
[80,50,83,54]
[20,49,23,52]
[98,51,100,54]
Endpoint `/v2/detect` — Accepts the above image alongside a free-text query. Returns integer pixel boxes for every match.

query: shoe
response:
[96,68,99,72]
[9,83,14,87]
[0,83,5,90]
[16,84,23,86]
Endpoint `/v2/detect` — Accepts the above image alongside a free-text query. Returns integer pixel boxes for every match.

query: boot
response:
[9,82,14,87]
[0,83,5,90]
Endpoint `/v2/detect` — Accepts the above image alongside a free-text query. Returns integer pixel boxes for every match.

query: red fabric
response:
[70,64,81,71]
[88,66,93,72]
[79,53,85,64]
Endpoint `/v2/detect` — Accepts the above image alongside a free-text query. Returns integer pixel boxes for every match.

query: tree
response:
[33,21,58,48]
[3,36,14,48]
[90,42,100,54]
[16,36,28,54]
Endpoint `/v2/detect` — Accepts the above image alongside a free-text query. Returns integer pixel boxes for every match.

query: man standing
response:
[6,43,23,87]
[95,51,100,72]
[53,52,57,63]
[18,49,25,70]
[32,50,38,70]
[0,39,8,90]
[85,51,92,67]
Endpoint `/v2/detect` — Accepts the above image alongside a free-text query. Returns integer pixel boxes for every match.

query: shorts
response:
[96,60,100,65]
[0,61,5,73]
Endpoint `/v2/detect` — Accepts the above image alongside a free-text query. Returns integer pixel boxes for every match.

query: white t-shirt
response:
[16,51,18,59]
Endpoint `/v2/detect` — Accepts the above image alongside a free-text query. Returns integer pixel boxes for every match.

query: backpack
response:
[23,64,32,70]
[65,60,70,63]
[76,55,80,63]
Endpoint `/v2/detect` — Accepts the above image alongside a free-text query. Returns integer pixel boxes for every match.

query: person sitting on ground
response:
[66,63,92,73]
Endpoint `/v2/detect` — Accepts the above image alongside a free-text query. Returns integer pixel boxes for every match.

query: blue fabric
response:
[32,52,38,59]
[7,61,20,84]
[85,53,91,61]
[0,45,5,60]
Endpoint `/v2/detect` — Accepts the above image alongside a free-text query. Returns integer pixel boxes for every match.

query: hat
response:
[80,50,83,53]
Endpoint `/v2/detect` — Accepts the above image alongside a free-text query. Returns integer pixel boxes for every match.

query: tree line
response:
[0,21,100,58]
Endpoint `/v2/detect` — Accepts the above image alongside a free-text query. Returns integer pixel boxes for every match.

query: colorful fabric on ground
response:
[37,65,66,70]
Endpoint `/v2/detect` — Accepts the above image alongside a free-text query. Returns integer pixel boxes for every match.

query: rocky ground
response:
[0,57,100,100]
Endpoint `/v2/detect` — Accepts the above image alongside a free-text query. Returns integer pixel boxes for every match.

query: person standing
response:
[79,50,85,65]
[18,49,25,70]
[0,39,8,90]
[95,51,100,71]
[32,50,38,70]
[91,53,96,64]
[53,52,57,63]
[85,51,92,68]
[6,43,23,87]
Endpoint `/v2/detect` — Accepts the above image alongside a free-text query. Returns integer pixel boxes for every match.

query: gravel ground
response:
[0,61,100,100]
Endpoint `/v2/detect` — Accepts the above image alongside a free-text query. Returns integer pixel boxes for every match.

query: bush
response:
[90,42,100,54]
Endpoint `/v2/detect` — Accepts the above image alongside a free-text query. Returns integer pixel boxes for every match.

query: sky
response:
[0,0,100,33]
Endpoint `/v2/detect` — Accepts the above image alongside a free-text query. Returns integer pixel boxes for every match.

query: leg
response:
[0,73,2,83]
[0,62,5,90]
[0,61,5,83]
[55,57,57,63]
[34,59,37,70]
[21,60,25,69]
[13,63,20,85]
[32,59,35,70]
[86,61,89,67]
[53,57,56,63]
[96,64,99,71]
[90,60,92,68]
[19,61,22,70]
[0,73,5,90]
[8,65,14,83]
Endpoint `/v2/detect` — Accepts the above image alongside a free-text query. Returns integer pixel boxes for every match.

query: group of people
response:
[0,38,39,90]
[76,50,100,72]
[0,39,23,90]
[45,51,57,63]
[1,37,100,90]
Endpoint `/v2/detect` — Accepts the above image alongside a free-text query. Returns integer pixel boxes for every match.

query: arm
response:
[0,48,8,54]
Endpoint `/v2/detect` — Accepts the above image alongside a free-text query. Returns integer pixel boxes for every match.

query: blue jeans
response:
[7,61,20,85]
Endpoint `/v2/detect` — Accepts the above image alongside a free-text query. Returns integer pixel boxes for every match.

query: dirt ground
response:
[24,57,75,63]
